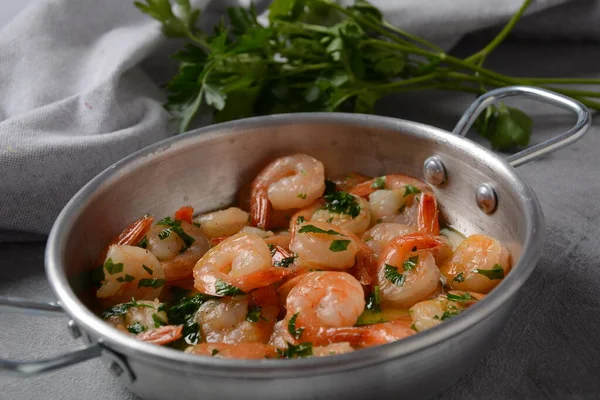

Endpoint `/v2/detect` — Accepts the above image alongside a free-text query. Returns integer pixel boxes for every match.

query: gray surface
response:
[2,39,600,399]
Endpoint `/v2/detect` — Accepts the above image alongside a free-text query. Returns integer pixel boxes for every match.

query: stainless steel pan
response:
[0,86,591,400]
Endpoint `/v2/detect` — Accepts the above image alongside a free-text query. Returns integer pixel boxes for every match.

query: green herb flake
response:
[298,224,343,236]
[447,292,475,302]
[276,342,313,359]
[329,239,351,252]
[371,176,386,189]
[441,310,461,320]
[384,264,405,286]
[102,298,154,318]
[246,306,262,322]
[117,274,135,283]
[410,322,418,331]
[211,349,220,356]
[127,322,147,334]
[156,217,196,252]
[274,256,297,268]
[104,258,124,275]
[453,272,465,283]
[157,228,172,240]
[366,285,381,312]
[137,236,149,249]
[326,217,334,223]
[138,278,166,289]
[296,216,305,225]
[152,313,167,327]
[403,255,419,271]
[288,312,304,340]
[476,264,505,280]
[403,184,421,197]
[297,193,307,200]
[364,236,373,243]
[215,279,245,296]
[142,264,153,275]
[323,191,361,218]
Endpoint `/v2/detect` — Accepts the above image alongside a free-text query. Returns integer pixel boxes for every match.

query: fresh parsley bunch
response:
[135,0,600,150]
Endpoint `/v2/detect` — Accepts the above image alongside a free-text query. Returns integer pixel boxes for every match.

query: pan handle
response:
[452,86,591,167]
[0,296,102,377]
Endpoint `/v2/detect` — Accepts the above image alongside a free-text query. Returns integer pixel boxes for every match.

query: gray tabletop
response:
[1,39,600,399]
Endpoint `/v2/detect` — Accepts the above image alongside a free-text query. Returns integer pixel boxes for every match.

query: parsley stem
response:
[381,21,444,53]
[517,77,600,85]
[465,0,533,63]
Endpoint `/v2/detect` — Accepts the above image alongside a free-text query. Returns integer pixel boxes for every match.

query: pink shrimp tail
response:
[96,215,154,267]
[250,183,271,230]
[418,192,440,236]
[347,177,380,198]
[352,242,379,287]
[136,325,183,345]
[231,268,292,294]
[310,320,415,347]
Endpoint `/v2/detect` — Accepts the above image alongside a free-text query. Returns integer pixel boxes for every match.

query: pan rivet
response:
[423,157,446,185]
[476,184,498,213]
[67,320,81,339]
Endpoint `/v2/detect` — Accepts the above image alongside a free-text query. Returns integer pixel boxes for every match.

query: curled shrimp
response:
[185,342,279,359]
[409,291,486,332]
[194,207,249,238]
[195,286,279,344]
[348,174,431,198]
[97,245,166,305]
[362,223,417,255]
[136,325,183,345]
[440,234,511,294]
[314,319,416,348]
[146,215,210,281]
[193,233,291,296]
[377,233,451,307]
[250,154,326,230]
[95,215,154,267]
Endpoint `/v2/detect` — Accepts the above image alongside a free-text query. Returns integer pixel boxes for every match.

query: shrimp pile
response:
[93,153,512,359]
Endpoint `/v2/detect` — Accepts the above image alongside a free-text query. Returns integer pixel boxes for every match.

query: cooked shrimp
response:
[312,342,355,356]
[194,207,249,238]
[377,233,451,307]
[104,299,167,333]
[136,325,183,345]
[96,215,154,266]
[282,272,365,345]
[264,231,291,250]
[440,234,511,293]
[250,154,326,229]
[185,342,279,359]
[193,233,291,296]
[147,219,210,281]
[195,286,279,344]
[316,319,415,348]
[417,192,440,235]
[349,174,431,198]
[97,245,166,305]
[409,291,485,332]
[362,223,416,255]
[331,172,372,192]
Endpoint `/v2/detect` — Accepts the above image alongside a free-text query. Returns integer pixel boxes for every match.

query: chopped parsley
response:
[142,264,153,275]
[288,312,304,340]
[441,310,461,320]
[296,216,305,225]
[324,179,337,196]
[410,322,418,332]
[276,342,313,359]
[152,313,167,327]
[116,274,135,283]
[323,191,361,218]
[384,264,405,286]
[364,236,373,243]
[403,184,421,197]
[403,255,419,271]
[366,286,381,312]
[136,236,148,249]
[297,193,307,199]
[297,225,343,235]
[156,217,196,252]
[326,217,334,223]
[102,298,153,318]
[166,293,215,345]
[447,292,475,302]
[274,256,297,268]
[329,239,351,252]
[371,176,386,189]
[138,278,165,288]
[214,279,245,296]
[246,306,262,322]
[211,349,219,356]
[476,264,505,280]
[127,322,147,334]
[104,258,124,275]
[453,272,465,283]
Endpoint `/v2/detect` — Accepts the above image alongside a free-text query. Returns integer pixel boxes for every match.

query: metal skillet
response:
[0,86,591,399]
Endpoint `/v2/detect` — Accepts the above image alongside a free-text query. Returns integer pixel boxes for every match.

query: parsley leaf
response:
[366,285,381,312]
[403,184,421,197]
[215,279,245,296]
[403,255,418,271]
[288,312,304,339]
[297,193,307,199]
[152,313,167,327]
[453,272,465,283]
[329,239,351,252]
[138,279,166,288]
[246,306,262,322]
[476,264,505,280]
[166,293,215,345]
[142,264,153,275]
[104,258,124,275]
[371,176,386,189]
[324,179,337,195]
[136,236,149,249]
[384,264,405,286]
[296,216,305,224]
[441,310,461,320]
[446,292,475,302]
[276,342,313,359]
[211,349,220,356]
[323,191,361,218]
[102,298,154,318]
[274,256,297,268]
[127,322,147,334]
[156,217,196,252]
[297,224,344,235]
[116,274,135,283]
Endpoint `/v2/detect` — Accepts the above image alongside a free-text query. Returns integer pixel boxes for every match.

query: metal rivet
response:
[423,156,447,186]
[476,184,498,213]
[67,320,81,339]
